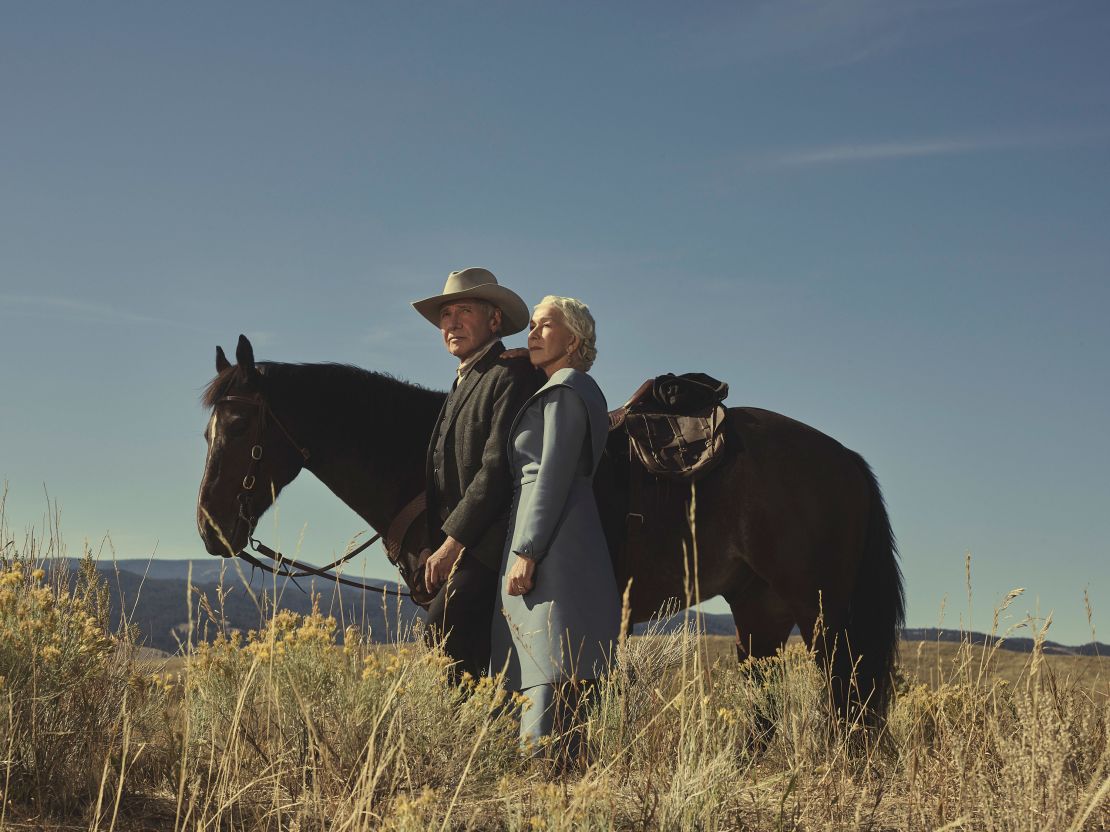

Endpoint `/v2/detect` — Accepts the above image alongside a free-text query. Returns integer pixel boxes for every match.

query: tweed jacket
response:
[425,340,542,571]
[491,368,619,689]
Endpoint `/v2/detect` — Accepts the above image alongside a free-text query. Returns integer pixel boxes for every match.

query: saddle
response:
[608,373,729,481]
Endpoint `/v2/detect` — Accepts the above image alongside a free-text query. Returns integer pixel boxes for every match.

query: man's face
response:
[438,299,500,361]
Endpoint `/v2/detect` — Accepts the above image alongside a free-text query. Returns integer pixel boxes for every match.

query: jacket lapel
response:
[439,339,504,435]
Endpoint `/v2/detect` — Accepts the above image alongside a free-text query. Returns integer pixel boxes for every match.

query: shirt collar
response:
[456,337,499,381]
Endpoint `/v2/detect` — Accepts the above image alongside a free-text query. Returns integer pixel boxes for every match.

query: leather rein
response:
[216,393,424,600]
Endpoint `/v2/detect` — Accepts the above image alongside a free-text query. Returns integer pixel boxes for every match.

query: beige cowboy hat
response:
[411,267,530,336]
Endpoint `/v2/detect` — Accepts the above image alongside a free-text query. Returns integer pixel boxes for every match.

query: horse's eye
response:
[224,417,249,438]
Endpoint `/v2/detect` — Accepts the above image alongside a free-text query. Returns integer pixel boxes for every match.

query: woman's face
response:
[527,303,579,375]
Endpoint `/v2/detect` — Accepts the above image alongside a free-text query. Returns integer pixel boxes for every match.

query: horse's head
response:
[197,335,310,557]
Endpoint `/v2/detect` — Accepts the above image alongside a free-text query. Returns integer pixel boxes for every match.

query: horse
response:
[197,335,904,722]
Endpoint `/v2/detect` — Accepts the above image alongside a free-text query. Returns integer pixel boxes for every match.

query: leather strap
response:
[243,491,429,599]
[621,433,645,591]
[608,378,656,432]
[243,543,408,595]
[623,378,657,410]
[384,492,427,563]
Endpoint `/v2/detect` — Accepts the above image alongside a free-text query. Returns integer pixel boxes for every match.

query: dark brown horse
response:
[197,335,904,721]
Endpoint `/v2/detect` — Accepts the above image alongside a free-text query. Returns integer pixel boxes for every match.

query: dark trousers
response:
[424,553,498,682]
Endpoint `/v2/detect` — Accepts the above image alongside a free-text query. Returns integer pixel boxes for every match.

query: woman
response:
[490,295,619,752]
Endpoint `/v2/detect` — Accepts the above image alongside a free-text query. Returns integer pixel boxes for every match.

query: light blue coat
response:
[490,367,619,690]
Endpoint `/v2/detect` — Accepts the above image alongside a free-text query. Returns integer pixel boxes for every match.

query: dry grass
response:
[701,635,1109,695]
[2,491,1108,830]
[902,638,1108,693]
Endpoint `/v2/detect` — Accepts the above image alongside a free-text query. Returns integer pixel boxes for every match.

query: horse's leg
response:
[731,480,860,720]
[722,575,796,664]
[721,576,797,746]
[782,583,858,722]
[724,539,856,730]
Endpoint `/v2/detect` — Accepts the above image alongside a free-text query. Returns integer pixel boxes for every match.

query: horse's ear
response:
[216,345,231,373]
[235,334,256,374]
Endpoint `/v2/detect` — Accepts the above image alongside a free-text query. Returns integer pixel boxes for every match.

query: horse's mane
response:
[201,362,444,414]
[200,365,241,408]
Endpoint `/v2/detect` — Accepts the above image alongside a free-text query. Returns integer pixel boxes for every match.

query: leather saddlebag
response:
[651,373,729,413]
[623,404,727,480]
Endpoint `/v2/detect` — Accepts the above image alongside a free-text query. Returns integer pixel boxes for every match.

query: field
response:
[2,525,1108,830]
[152,635,1110,702]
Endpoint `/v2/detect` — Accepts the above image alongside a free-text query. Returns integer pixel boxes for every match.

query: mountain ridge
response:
[44,558,1108,658]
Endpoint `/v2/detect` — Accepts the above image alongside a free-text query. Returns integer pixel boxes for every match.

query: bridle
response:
[212,393,429,603]
[219,394,309,545]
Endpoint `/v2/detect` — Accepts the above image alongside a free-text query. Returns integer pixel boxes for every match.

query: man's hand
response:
[505,554,536,596]
[423,537,465,594]
[499,348,529,360]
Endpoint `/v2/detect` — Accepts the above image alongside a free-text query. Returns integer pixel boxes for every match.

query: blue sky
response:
[1,1,1107,645]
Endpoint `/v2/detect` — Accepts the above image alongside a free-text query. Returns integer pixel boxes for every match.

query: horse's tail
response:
[840,451,905,723]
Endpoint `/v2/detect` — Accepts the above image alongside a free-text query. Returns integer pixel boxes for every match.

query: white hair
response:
[537,295,597,371]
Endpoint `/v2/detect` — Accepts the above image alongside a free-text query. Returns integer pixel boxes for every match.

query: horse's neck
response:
[275,374,439,533]
[309,452,409,534]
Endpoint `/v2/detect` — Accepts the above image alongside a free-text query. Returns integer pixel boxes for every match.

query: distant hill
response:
[900,627,1107,658]
[48,559,1108,658]
[51,558,421,654]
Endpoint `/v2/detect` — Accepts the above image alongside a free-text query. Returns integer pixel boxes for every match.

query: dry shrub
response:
[3,575,1108,830]
[984,675,1110,830]
[0,554,168,816]
[179,605,522,829]
[881,635,1110,832]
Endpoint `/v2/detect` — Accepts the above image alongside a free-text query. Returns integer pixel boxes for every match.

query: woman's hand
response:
[505,554,536,596]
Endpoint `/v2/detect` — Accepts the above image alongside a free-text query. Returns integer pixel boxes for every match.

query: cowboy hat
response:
[411,267,530,336]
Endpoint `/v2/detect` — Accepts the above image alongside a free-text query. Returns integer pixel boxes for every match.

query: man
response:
[412,267,541,680]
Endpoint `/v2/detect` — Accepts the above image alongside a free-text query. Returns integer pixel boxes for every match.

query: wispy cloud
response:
[761,128,1110,170]
[0,294,193,329]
